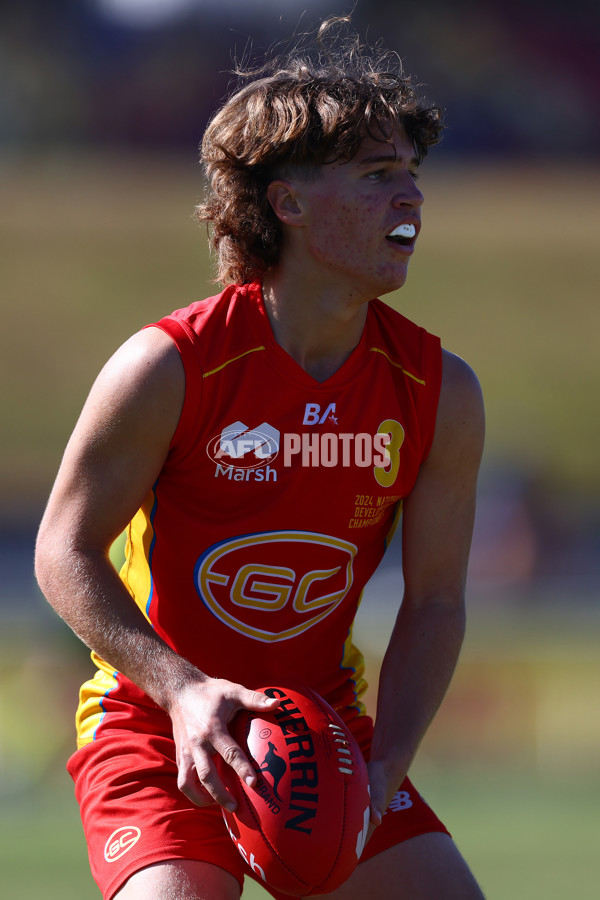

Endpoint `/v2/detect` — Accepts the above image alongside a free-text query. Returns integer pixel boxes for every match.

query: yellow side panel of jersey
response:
[120,490,157,622]
[340,627,367,716]
[75,491,157,747]
[75,658,119,748]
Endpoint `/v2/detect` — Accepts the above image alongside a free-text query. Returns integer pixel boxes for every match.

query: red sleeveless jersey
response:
[75,282,442,745]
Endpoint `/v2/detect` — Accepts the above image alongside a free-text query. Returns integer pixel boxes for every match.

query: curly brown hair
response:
[196,17,443,285]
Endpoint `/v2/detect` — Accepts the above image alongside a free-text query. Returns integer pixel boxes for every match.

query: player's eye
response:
[365,169,387,181]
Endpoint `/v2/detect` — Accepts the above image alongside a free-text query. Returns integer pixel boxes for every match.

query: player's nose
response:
[391,172,424,209]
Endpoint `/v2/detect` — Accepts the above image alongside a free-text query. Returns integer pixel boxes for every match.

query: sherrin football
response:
[219,684,371,896]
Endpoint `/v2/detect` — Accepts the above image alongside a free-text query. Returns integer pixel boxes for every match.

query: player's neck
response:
[261,268,369,382]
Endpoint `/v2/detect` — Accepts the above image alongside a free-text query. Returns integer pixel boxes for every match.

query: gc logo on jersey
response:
[194,531,357,642]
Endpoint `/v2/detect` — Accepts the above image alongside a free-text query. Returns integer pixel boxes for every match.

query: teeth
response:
[389,223,416,239]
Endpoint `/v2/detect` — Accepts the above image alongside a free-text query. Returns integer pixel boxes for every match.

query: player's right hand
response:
[167,676,280,810]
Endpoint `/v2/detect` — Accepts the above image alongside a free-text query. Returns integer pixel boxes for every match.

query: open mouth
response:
[385,223,417,246]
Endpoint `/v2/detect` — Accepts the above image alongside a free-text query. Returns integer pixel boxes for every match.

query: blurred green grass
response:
[2,156,599,518]
[1,769,597,899]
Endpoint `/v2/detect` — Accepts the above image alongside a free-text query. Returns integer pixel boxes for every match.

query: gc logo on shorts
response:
[104,826,141,862]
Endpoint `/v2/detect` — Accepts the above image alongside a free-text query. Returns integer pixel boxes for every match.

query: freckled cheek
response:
[307,199,382,263]
[315,211,370,246]
[312,231,364,263]
[309,218,353,257]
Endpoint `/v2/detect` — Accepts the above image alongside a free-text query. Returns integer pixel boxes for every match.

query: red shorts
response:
[68,705,449,900]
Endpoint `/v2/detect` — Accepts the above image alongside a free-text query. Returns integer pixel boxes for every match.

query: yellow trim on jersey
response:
[369,346,426,385]
[75,493,158,747]
[75,658,119,747]
[121,491,157,623]
[340,626,367,716]
[203,345,266,379]
[385,499,403,549]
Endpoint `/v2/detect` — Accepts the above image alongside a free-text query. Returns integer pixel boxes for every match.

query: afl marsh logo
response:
[207,421,280,470]
[195,531,357,642]
[104,826,141,862]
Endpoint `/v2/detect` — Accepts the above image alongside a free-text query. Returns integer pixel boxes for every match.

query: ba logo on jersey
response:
[194,531,357,642]
[206,421,280,469]
[303,403,338,426]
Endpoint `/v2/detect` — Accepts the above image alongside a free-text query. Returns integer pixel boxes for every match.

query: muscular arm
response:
[35,327,278,808]
[368,349,485,825]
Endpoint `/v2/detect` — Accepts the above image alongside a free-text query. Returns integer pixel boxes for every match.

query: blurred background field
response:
[1,1,599,898]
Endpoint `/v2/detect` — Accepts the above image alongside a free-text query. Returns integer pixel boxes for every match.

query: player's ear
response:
[266,180,304,227]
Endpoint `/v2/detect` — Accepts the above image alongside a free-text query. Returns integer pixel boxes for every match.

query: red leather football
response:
[219,684,371,896]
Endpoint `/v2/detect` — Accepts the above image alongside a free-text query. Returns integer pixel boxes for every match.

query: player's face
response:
[295,128,424,299]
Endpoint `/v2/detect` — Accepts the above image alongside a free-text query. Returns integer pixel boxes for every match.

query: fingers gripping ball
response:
[218,684,371,896]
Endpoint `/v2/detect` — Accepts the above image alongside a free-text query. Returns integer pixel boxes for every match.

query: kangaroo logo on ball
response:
[260,741,287,799]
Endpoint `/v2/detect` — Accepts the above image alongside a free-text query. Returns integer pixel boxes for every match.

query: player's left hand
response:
[366,758,406,834]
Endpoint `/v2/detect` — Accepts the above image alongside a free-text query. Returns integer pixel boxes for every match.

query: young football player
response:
[36,17,485,900]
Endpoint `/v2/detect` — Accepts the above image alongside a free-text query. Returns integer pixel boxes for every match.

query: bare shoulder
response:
[37,326,186,550]
[428,349,485,467]
[95,325,184,401]
[81,325,185,440]
[440,349,484,411]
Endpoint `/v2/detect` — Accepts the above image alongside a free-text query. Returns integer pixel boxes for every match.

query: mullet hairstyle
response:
[196,17,443,285]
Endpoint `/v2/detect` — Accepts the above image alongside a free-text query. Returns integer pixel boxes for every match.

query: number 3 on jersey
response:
[374,419,405,488]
